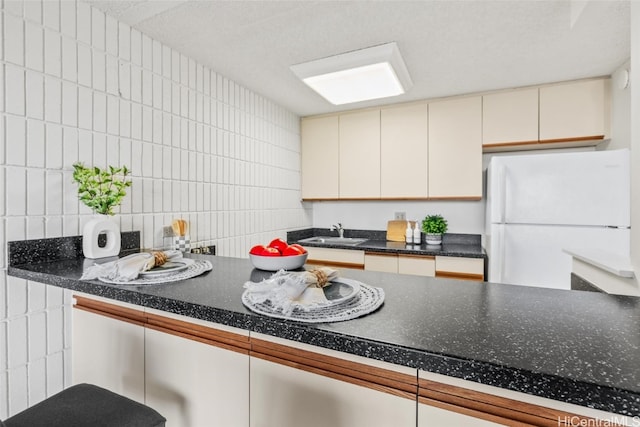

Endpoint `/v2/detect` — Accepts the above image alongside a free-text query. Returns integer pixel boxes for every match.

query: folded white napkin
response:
[81,250,183,282]
[243,267,339,316]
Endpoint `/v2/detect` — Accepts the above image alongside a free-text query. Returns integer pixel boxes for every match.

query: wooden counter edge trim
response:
[418,396,534,427]
[398,253,436,260]
[74,295,147,327]
[365,251,399,258]
[74,295,250,353]
[483,135,605,149]
[305,259,365,270]
[145,312,250,351]
[483,140,540,149]
[538,135,604,144]
[251,338,417,397]
[436,271,485,281]
[252,351,416,401]
[418,379,616,427]
[146,323,249,356]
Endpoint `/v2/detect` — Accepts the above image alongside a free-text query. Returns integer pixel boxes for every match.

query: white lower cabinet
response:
[249,335,416,427]
[145,328,249,427]
[364,252,398,273]
[398,255,436,277]
[418,401,503,426]
[365,252,436,277]
[303,246,365,269]
[72,296,145,404]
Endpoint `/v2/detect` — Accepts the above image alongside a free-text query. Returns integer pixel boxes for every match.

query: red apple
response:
[289,243,307,254]
[249,245,266,255]
[282,245,304,256]
[260,247,281,257]
[268,238,288,252]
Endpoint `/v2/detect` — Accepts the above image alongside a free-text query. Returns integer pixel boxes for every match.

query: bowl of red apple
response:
[249,238,308,271]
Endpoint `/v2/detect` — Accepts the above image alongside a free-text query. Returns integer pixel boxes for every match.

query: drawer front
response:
[303,246,365,268]
[436,256,484,281]
[398,255,435,277]
[365,253,399,273]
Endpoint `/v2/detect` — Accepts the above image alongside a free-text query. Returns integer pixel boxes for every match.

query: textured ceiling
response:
[84,0,630,117]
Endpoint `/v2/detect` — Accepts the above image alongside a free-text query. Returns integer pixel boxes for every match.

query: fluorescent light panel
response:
[291,42,412,105]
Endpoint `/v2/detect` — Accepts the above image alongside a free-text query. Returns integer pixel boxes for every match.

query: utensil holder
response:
[174,235,191,252]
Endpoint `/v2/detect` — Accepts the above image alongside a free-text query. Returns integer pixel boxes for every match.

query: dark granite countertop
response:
[287,228,486,259]
[7,235,640,416]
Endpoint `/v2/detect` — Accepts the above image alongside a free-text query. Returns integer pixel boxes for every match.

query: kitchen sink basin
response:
[298,236,368,246]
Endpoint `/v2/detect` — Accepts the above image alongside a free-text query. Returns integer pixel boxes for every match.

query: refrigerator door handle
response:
[497,164,507,223]
[496,225,505,283]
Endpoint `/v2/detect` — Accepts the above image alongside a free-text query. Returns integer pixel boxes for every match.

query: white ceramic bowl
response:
[249,253,308,271]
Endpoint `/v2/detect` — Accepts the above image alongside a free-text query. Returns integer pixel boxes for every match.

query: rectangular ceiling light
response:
[290,42,413,105]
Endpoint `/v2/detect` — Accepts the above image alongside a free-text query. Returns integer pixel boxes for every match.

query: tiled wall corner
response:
[1,0,309,418]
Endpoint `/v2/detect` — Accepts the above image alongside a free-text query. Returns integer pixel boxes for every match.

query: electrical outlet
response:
[163,226,174,237]
[394,212,406,220]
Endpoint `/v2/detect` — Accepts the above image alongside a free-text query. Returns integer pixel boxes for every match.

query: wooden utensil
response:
[172,219,188,236]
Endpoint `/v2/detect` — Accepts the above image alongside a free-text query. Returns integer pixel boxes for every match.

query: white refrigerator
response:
[485,149,630,290]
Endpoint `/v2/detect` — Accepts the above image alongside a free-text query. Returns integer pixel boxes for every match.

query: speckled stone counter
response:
[7,237,640,416]
[287,228,487,259]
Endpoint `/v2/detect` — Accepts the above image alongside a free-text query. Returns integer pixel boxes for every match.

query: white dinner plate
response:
[139,258,195,277]
[322,278,361,306]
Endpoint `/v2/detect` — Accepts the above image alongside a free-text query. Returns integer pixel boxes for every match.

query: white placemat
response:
[98,259,213,285]
[242,279,385,323]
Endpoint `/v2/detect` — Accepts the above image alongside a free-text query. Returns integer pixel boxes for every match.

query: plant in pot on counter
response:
[421,214,448,245]
[72,163,132,215]
[72,162,132,259]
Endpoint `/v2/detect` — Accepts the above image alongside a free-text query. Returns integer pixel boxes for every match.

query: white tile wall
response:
[1,0,310,418]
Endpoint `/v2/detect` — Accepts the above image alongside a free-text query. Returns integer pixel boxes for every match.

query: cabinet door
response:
[435,256,484,281]
[301,115,339,199]
[72,304,145,403]
[418,401,505,426]
[381,103,428,197]
[303,246,365,269]
[482,88,538,147]
[365,253,399,273]
[398,255,435,277]
[339,110,381,198]
[250,356,415,427]
[145,328,250,427]
[539,79,608,141]
[428,96,482,199]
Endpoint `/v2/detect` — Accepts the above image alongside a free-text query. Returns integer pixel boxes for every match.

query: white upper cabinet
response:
[482,88,539,147]
[539,79,609,141]
[339,109,381,198]
[380,103,429,198]
[428,96,482,199]
[301,115,340,199]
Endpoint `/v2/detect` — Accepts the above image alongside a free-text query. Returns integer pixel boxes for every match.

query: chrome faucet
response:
[331,223,344,238]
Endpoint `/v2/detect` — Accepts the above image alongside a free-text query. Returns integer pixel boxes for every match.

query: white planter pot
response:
[82,216,121,259]
[425,233,442,245]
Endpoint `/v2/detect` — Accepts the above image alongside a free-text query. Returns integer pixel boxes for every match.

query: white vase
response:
[425,233,442,245]
[82,216,121,259]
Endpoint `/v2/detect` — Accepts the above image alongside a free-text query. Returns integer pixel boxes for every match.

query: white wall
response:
[604,60,631,151]
[631,3,640,277]
[0,0,309,418]
[312,200,485,234]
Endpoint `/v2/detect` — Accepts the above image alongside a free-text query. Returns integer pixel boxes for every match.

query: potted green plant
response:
[421,214,448,245]
[72,163,132,259]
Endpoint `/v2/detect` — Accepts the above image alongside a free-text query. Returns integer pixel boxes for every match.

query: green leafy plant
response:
[421,214,448,235]
[72,163,132,216]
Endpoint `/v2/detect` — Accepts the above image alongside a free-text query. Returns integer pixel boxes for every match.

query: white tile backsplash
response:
[1,0,306,417]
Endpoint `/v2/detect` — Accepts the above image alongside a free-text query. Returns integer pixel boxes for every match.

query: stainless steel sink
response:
[298,236,368,246]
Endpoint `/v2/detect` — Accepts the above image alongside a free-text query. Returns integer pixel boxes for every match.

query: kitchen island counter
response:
[7,238,640,417]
